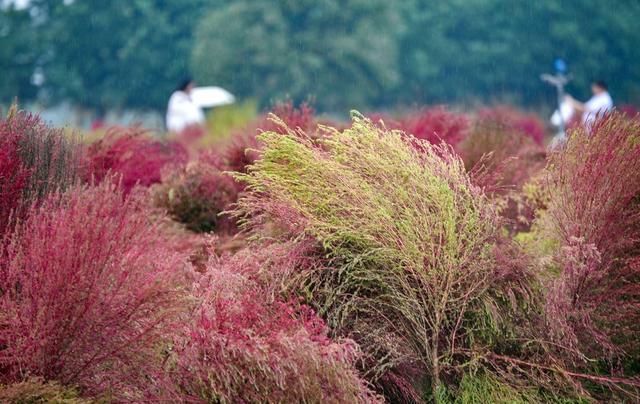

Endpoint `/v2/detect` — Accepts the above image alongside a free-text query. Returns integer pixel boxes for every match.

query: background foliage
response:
[2,0,639,112]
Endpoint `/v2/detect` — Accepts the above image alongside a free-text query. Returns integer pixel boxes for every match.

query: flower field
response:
[1,102,639,403]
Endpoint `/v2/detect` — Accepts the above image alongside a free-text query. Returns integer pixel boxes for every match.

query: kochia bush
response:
[86,126,188,194]
[372,106,470,149]
[460,114,546,192]
[0,107,82,236]
[223,101,318,175]
[0,181,190,400]
[153,159,238,234]
[459,115,547,233]
[540,114,640,363]
[0,378,88,403]
[234,114,535,400]
[168,251,380,403]
[476,106,546,146]
[400,106,469,147]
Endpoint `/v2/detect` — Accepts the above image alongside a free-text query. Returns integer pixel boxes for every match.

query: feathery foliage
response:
[168,251,381,403]
[539,114,640,365]
[85,126,188,194]
[0,378,90,404]
[0,181,190,400]
[234,113,534,400]
[0,106,83,236]
[153,159,238,234]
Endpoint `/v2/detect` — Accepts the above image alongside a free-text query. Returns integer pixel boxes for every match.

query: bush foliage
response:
[166,251,380,403]
[539,114,640,366]
[0,106,83,236]
[153,160,238,234]
[3,107,640,402]
[371,106,469,149]
[0,181,190,400]
[0,378,90,404]
[234,114,540,400]
[85,126,188,194]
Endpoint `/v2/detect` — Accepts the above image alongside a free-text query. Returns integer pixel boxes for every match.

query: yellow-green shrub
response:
[234,113,536,401]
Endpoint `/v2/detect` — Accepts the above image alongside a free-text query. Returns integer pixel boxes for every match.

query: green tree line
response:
[2,0,639,112]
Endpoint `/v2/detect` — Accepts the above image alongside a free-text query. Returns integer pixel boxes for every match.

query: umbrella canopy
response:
[190,86,235,108]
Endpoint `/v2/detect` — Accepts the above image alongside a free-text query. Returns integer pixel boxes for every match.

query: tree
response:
[28,0,210,112]
[191,0,399,112]
[3,0,640,112]
[396,0,640,107]
[0,5,41,106]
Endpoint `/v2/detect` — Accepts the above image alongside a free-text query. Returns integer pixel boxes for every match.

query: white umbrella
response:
[190,86,235,108]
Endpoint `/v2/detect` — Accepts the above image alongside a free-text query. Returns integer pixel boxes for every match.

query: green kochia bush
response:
[234,114,536,401]
[0,378,90,403]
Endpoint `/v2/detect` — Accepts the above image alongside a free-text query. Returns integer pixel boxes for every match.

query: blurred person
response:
[566,80,613,126]
[166,78,205,132]
[549,99,575,148]
[550,98,575,129]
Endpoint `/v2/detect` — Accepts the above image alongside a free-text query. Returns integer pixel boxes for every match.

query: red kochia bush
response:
[262,101,316,134]
[477,106,546,145]
[619,104,639,119]
[543,114,640,360]
[368,106,469,149]
[0,181,189,399]
[0,122,29,236]
[153,160,239,234]
[86,126,188,194]
[460,118,546,193]
[397,106,469,148]
[221,130,261,175]
[0,107,82,236]
[458,115,547,234]
[169,252,380,403]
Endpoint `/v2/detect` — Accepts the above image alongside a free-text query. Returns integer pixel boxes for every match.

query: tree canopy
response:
[1,0,639,112]
[5,0,209,111]
[191,0,399,111]
[0,5,41,104]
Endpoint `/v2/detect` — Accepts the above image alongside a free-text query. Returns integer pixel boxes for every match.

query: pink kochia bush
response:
[459,110,547,233]
[619,104,639,119]
[153,158,238,234]
[170,250,380,403]
[0,377,88,403]
[476,105,546,145]
[0,107,82,236]
[86,126,188,194]
[461,109,546,190]
[0,116,29,235]
[542,114,640,362]
[373,106,469,149]
[0,181,190,399]
[400,106,469,147]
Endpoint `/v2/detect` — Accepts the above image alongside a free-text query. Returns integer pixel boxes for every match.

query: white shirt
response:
[551,99,575,127]
[582,91,613,125]
[166,91,205,132]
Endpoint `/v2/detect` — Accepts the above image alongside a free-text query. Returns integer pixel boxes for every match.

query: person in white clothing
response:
[566,80,613,126]
[166,79,205,132]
